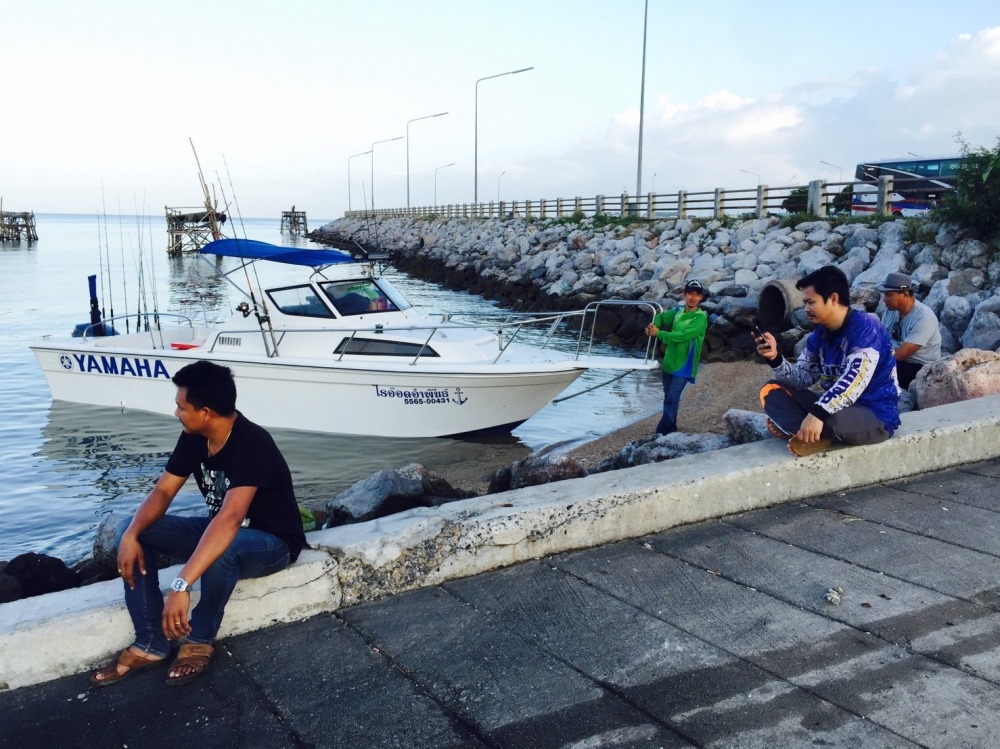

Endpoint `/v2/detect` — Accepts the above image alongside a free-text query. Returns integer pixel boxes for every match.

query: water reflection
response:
[166,253,233,325]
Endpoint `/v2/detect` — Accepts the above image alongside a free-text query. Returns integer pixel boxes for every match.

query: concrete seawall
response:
[3,395,999,691]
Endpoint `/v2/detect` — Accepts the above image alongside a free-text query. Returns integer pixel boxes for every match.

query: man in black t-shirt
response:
[91,361,306,687]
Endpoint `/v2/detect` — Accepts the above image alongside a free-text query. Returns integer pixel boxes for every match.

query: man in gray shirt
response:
[878,272,942,388]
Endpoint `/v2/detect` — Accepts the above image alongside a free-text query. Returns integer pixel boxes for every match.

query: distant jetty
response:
[0,210,38,243]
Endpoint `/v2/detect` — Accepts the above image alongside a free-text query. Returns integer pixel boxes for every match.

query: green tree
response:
[832,185,853,214]
[933,136,1000,239]
[781,187,807,214]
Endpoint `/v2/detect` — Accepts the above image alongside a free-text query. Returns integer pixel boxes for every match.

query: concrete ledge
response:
[2,395,999,690]
[0,550,337,690]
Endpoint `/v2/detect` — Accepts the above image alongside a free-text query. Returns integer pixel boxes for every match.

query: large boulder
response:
[912,349,1000,409]
[325,463,472,527]
[961,296,1000,351]
[938,296,972,339]
[3,552,79,597]
[488,453,588,494]
[596,432,734,472]
[93,512,130,574]
[722,409,771,444]
[0,572,23,603]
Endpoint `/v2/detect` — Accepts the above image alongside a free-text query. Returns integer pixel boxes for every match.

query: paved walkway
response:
[2,457,998,748]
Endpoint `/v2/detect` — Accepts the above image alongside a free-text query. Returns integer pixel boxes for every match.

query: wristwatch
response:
[170,577,192,593]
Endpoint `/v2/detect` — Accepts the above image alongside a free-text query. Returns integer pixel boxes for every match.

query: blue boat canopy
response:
[202,238,355,267]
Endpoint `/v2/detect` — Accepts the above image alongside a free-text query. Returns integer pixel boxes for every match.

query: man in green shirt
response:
[645,280,709,435]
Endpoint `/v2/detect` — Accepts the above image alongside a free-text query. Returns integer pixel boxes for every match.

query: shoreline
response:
[447,359,772,493]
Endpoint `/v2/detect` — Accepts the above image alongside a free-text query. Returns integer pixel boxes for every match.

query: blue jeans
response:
[656,372,690,435]
[115,515,291,656]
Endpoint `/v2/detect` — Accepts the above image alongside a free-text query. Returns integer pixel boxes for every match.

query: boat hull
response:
[31,342,585,438]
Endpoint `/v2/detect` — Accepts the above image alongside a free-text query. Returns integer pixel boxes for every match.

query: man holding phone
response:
[753,266,900,457]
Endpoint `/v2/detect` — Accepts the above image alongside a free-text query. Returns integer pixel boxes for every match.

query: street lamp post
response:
[347,150,371,212]
[819,160,842,183]
[636,0,649,197]
[740,168,761,185]
[434,162,455,208]
[497,171,505,205]
[406,111,448,210]
[475,66,533,206]
[370,136,403,213]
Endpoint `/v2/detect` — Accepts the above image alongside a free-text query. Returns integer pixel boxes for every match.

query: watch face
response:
[171,578,188,592]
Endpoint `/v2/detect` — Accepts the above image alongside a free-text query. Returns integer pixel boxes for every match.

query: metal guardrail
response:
[77,313,197,343]
[346,174,939,222]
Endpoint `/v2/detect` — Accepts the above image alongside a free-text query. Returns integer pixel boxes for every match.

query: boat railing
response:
[205,301,661,366]
[577,300,663,362]
[438,300,662,364]
[78,313,197,343]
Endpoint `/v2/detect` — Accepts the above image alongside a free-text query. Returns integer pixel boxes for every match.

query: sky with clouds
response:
[3,1,999,220]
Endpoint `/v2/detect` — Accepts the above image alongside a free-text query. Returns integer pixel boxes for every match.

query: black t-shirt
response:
[165,412,306,562]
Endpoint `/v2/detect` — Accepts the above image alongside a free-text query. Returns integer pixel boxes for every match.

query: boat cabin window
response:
[267,285,334,318]
[321,281,398,316]
[334,337,440,357]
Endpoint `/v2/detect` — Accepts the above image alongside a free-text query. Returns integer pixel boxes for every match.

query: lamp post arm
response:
[370,136,403,212]
[406,112,447,210]
[474,67,533,205]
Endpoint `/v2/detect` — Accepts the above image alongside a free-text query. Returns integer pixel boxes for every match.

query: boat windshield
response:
[267,284,334,318]
[320,280,399,316]
[372,278,412,311]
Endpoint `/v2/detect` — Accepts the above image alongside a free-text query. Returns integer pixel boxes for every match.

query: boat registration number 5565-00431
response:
[60,353,171,379]
[372,385,468,406]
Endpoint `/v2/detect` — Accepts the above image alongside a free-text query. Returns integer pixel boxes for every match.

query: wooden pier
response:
[165,206,226,255]
[0,210,38,244]
[280,206,308,235]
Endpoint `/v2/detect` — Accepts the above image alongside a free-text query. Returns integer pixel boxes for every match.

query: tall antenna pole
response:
[635,0,649,198]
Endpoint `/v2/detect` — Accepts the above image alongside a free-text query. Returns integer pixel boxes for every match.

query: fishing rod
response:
[88,214,106,338]
[100,184,116,332]
[143,196,162,339]
[117,199,130,333]
[190,137,224,242]
[95,210,107,325]
[218,153,279,356]
[131,233,148,332]
[132,195,153,335]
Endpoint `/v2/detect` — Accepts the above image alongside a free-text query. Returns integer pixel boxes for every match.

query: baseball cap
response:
[877,272,913,292]
[684,280,707,296]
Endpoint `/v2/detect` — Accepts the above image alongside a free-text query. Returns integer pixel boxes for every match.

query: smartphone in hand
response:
[750,323,764,340]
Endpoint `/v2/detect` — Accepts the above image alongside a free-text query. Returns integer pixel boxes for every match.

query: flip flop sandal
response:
[166,643,215,686]
[788,436,834,457]
[90,648,163,687]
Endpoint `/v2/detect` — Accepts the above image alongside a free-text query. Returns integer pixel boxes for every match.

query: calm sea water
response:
[0,214,660,565]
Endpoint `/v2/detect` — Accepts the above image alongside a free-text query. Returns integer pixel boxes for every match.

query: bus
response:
[850,155,964,216]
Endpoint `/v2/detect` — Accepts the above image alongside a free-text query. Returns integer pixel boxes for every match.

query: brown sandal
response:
[788,436,834,457]
[166,642,215,686]
[90,647,163,687]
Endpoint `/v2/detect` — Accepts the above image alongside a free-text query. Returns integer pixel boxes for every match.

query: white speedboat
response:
[32,239,658,438]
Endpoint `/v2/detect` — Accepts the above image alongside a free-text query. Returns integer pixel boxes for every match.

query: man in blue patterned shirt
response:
[753,266,900,457]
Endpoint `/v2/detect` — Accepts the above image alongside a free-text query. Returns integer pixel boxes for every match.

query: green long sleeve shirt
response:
[652,305,709,380]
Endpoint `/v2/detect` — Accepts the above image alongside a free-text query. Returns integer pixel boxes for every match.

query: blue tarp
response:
[201,238,354,267]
